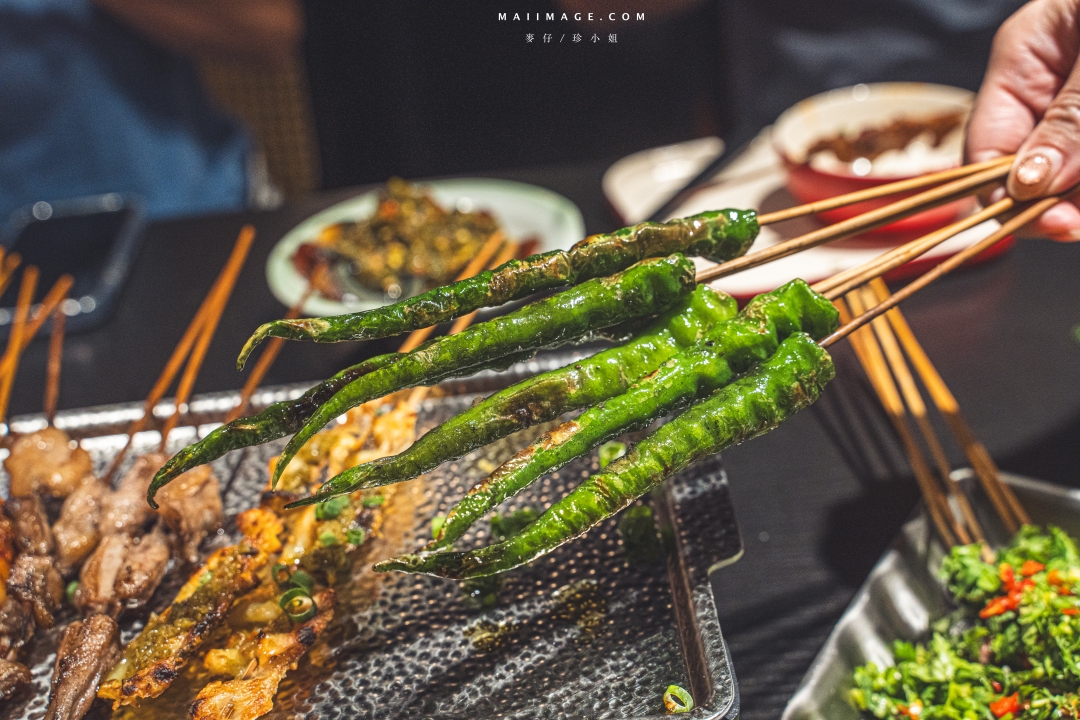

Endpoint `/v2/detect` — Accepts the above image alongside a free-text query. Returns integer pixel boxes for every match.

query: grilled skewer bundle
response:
[147,155,1041,583]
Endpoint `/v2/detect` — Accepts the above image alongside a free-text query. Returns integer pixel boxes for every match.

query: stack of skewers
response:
[1,155,1058,719]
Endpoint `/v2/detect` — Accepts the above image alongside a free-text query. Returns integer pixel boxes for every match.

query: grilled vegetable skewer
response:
[424,280,838,551]
[238,209,757,365]
[293,284,736,505]
[380,332,835,578]
[269,254,697,493]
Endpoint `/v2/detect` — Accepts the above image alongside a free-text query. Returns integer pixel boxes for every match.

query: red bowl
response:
[773,83,975,237]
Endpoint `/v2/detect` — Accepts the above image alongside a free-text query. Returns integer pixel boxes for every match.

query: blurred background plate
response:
[267,178,586,316]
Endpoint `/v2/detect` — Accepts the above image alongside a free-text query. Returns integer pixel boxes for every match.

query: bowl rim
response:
[772,81,975,181]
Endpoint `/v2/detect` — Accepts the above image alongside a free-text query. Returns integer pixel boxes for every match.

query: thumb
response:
[1009,59,1080,200]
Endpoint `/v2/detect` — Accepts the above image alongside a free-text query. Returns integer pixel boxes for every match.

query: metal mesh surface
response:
[3,366,742,720]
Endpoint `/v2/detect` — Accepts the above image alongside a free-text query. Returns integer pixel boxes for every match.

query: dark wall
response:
[303,1,726,188]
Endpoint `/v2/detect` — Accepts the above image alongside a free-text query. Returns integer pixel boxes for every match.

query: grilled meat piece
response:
[0,658,31,700]
[0,596,34,656]
[5,427,94,498]
[5,495,55,556]
[44,614,120,720]
[8,553,65,628]
[189,590,335,720]
[155,465,223,565]
[75,526,170,617]
[97,541,265,706]
[52,476,110,576]
[0,504,14,604]
[100,453,165,536]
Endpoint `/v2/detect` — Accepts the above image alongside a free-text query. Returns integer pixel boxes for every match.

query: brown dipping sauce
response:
[806,111,965,163]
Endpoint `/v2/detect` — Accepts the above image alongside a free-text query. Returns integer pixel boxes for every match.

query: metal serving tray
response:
[5,353,743,720]
[782,469,1078,720]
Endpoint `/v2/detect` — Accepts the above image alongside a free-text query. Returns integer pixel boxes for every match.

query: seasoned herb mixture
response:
[851,526,1080,719]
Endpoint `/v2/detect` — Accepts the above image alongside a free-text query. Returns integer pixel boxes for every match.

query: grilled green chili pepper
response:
[303,284,737,502]
[378,332,835,578]
[237,209,758,367]
[146,344,532,507]
[279,254,697,497]
[425,279,838,551]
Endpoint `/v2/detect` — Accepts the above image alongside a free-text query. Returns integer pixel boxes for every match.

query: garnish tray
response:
[782,469,1077,720]
[4,352,743,720]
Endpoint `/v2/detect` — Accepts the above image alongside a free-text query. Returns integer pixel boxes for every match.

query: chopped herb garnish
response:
[361,494,385,508]
[65,580,79,605]
[431,514,446,539]
[279,587,316,623]
[319,531,338,547]
[598,440,627,468]
[315,495,350,520]
[490,508,538,543]
[347,527,366,546]
[851,525,1080,719]
[663,684,693,714]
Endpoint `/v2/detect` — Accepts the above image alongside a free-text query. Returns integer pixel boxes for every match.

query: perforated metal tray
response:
[782,469,1075,720]
[4,353,743,720]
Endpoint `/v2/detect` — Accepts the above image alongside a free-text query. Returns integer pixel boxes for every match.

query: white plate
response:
[267,178,586,316]
[602,136,724,224]
[603,133,1004,300]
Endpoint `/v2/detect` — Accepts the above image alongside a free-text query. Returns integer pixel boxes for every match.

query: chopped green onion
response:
[65,580,79,605]
[279,587,317,623]
[289,569,315,593]
[598,441,627,468]
[198,571,212,586]
[347,527,366,546]
[319,531,338,547]
[272,563,292,586]
[315,495,350,521]
[663,685,693,714]
[361,494,385,508]
[431,514,446,539]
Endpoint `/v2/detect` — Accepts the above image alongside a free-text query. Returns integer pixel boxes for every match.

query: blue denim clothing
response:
[0,0,249,220]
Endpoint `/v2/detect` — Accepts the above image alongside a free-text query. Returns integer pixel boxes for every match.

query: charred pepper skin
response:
[278,254,697,497]
[427,280,838,550]
[146,346,531,507]
[237,209,758,367]
[305,285,737,501]
[378,332,835,578]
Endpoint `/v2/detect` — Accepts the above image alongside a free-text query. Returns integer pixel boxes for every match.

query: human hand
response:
[966,0,1080,240]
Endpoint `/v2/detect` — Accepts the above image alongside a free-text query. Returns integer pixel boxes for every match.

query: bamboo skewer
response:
[856,286,992,557]
[756,155,1015,226]
[0,268,39,425]
[813,198,1015,299]
[695,163,1012,285]
[405,240,521,409]
[837,294,961,547]
[820,196,1059,347]
[868,277,1029,531]
[226,287,315,424]
[398,230,507,354]
[0,253,23,300]
[158,228,257,452]
[107,226,257,477]
[44,300,67,426]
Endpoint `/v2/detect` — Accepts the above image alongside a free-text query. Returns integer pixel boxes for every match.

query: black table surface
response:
[10,160,1080,719]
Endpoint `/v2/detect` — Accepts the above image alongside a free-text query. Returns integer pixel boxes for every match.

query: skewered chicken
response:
[51,477,110,576]
[5,426,93,498]
[43,614,121,720]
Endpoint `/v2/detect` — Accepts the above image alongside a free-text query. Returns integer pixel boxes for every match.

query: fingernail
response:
[1009,149,1060,199]
[1045,229,1080,242]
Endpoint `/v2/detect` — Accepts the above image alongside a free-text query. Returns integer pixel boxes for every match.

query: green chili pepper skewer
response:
[425,279,838,551]
[378,332,834,578]
[238,209,758,368]
[278,254,697,497]
[146,345,532,507]
[302,284,737,502]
